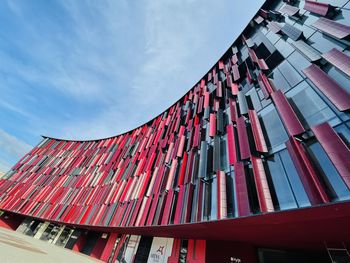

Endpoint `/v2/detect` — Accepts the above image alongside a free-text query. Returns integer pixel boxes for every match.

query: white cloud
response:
[0,129,32,157]
[0,129,32,172]
[0,0,264,144]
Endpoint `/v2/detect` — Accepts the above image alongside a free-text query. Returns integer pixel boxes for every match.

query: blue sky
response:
[0,0,264,172]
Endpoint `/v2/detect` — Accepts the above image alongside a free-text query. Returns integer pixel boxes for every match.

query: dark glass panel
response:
[286,81,339,128]
[266,154,298,210]
[259,105,289,152]
[308,142,350,201]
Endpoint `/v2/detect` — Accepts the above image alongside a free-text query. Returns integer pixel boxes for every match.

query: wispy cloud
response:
[0,0,264,166]
[0,129,32,172]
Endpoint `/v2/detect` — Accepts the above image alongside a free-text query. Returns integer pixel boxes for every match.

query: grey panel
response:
[238,91,249,115]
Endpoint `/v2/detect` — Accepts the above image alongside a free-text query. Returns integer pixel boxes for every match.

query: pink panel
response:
[231,83,238,96]
[235,162,250,217]
[226,124,237,165]
[248,110,268,153]
[161,189,174,225]
[209,113,216,137]
[286,137,330,205]
[217,171,227,219]
[302,64,350,111]
[251,156,274,213]
[271,90,305,136]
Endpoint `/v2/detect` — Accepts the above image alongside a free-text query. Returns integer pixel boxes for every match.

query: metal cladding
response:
[1,0,350,261]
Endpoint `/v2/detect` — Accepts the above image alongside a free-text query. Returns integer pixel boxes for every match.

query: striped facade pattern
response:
[0,1,350,259]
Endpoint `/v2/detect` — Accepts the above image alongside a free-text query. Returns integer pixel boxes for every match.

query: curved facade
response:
[1,0,350,262]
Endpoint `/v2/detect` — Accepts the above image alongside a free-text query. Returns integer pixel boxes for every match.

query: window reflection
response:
[266,149,311,210]
[308,142,350,201]
[259,105,289,152]
[286,81,339,128]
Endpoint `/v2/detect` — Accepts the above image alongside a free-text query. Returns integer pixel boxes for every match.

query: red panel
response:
[90,234,108,259]
[209,113,216,137]
[146,195,159,226]
[271,90,305,136]
[168,239,181,263]
[134,197,147,226]
[177,135,186,158]
[203,91,210,108]
[129,199,142,226]
[235,162,251,217]
[322,48,350,76]
[248,110,268,153]
[229,98,237,123]
[286,137,329,205]
[313,18,350,40]
[100,233,119,262]
[312,122,350,188]
[236,117,250,160]
[72,232,87,252]
[187,240,206,263]
[302,64,350,111]
[232,64,240,81]
[251,156,274,213]
[231,83,238,96]
[178,152,188,186]
[139,196,153,226]
[0,213,23,230]
[218,60,224,69]
[258,72,274,99]
[304,0,330,16]
[226,124,237,165]
[161,189,174,225]
[138,170,151,199]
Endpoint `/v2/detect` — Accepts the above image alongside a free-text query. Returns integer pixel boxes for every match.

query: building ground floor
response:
[0,210,350,263]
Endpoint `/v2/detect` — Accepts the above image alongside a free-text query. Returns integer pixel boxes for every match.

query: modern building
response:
[1,0,350,262]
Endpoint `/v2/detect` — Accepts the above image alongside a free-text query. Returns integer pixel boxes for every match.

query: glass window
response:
[246,165,260,214]
[309,32,346,54]
[279,150,310,207]
[246,88,262,111]
[203,180,210,221]
[271,68,291,92]
[220,135,230,173]
[266,154,298,210]
[291,23,316,39]
[210,177,217,220]
[335,123,350,148]
[286,50,312,76]
[308,142,350,201]
[226,171,236,218]
[259,105,289,152]
[334,7,350,26]
[241,46,249,61]
[327,66,350,93]
[286,81,339,128]
[304,12,321,27]
[275,38,295,58]
[266,30,281,44]
[277,60,303,88]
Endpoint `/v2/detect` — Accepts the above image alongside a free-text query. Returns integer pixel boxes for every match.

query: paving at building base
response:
[0,226,101,263]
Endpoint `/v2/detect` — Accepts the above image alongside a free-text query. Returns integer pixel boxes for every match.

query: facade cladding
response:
[1,0,350,262]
